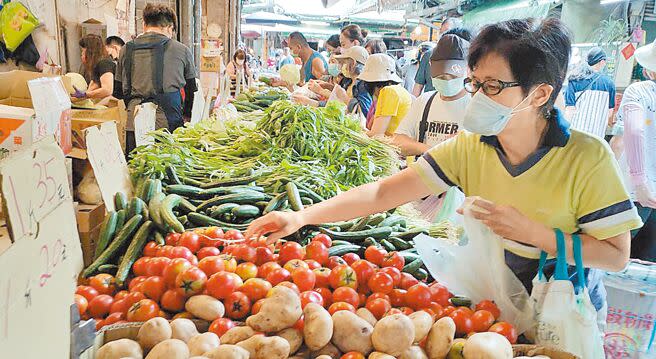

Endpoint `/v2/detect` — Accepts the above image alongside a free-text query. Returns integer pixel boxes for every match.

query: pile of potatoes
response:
[96,285,521,359]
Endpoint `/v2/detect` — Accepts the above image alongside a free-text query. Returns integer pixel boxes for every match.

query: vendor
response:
[288,32,327,83]
[105,36,125,62]
[75,34,116,99]
[227,49,253,96]
[340,24,367,50]
[246,18,641,324]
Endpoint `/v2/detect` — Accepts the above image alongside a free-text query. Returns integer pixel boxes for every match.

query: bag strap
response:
[418,92,439,143]
[554,229,569,280]
[572,233,586,292]
[574,73,601,104]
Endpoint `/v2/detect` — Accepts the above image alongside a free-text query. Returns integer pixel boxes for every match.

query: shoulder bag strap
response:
[553,229,569,281]
[418,92,439,143]
[572,234,586,293]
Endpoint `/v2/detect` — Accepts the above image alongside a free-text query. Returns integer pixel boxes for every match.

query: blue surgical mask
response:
[463,87,538,136]
[431,77,464,97]
[328,63,340,77]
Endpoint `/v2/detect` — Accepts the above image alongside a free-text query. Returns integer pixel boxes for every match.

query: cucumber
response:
[98,264,118,275]
[388,237,413,250]
[318,220,357,231]
[232,204,260,219]
[165,165,182,185]
[286,182,303,211]
[197,192,270,212]
[349,216,371,232]
[399,251,420,263]
[450,296,472,308]
[414,268,428,280]
[210,203,240,219]
[402,258,424,274]
[379,239,396,252]
[294,182,325,203]
[188,212,250,230]
[140,179,157,203]
[166,184,204,197]
[149,192,167,230]
[318,227,393,242]
[134,180,146,203]
[182,177,204,187]
[300,197,314,206]
[367,213,387,226]
[116,221,154,286]
[263,193,287,214]
[379,215,406,228]
[115,209,127,230]
[154,231,165,245]
[328,245,362,256]
[177,215,188,226]
[200,174,258,189]
[82,215,143,277]
[178,197,197,214]
[94,211,119,260]
[160,194,184,233]
[254,201,270,209]
[330,240,353,247]
[152,179,163,195]
[363,237,381,248]
[396,228,428,240]
[200,186,265,199]
[114,192,128,211]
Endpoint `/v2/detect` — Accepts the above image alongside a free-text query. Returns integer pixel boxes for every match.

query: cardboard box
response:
[76,202,106,233]
[79,223,101,267]
[71,99,127,154]
[0,70,73,108]
[81,18,107,40]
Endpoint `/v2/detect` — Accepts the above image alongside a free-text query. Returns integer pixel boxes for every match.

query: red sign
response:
[622,43,636,60]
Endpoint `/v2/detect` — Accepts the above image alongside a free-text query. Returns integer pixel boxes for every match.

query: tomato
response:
[429,283,452,307]
[254,247,275,266]
[358,292,367,307]
[251,299,265,315]
[398,307,414,316]
[284,258,310,273]
[342,253,360,266]
[89,274,117,296]
[293,316,304,331]
[74,294,88,315]
[456,306,474,316]
[88,294,113,317]
[143,242,160,257]
[258,262,281,279]
[292,267,316,292]
[160,289,186,312]
[475,300,501,320]
[103,311,125,326]
[380,267,401,287]
[332,287,360,308]
[124,291,147,309]
[128,277,146,293]
[234,244,257,263]
[146,257,172,277]
[266,268,291,286]
[178,231,201,253]
[208,317,235,337]
[189,255,199,267]
[76,286,99,302]
[304,259,321,270]
[366,292,390,304]
[328,301,356,315]
[381,251,405,270]
[224,292,251,319]
[350,260,376,285]
[240,278,272,302]
[218,254,238,273]
[162,258,192,288]
[311,233,332,248]
[305,241,329,265]
[366,298,392,319]
[131,257,150,276]
[170,246,194,262]
[109,299,127,315]
[470,310,495,332]
[327,256,347,269]
[175,267,207,296]
[367,272,393,294]
[449,309,474,336]
[386,308,403,316]
[426,302,444,319]
[276,281,300,295]
[224,229,244,241]
[299,291,324,308]
[313,267,331,288]
[406,283,433,310]
[127,299,159,322]
[279,242,305,265]
[141,276,166,302]
[113,290,129,301]
[207,272,243,299]
[399,272,419,290]
[388,288,406,307]
[232,262,256,281]
[204,226,225,240]
[364,246,387,266]
[314,287,333,308]
[488,322,518,344]
[341,352,365,359]
[197,256,225,277]
[157,245,175,258]
[329,265,358,289]
[163,232,179,246]
[197,247,221,260]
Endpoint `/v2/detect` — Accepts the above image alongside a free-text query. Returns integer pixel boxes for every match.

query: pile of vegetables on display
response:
[231,87,289,113]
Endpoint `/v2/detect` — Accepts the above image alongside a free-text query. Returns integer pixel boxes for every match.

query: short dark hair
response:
[364,39,387,54]
[442,27,474,42]
[105,36,125,47]
[326,34,340,49]
[289,32,309,47]
[341,24,368,44]
[143,3,177,30]
[363,80,398,95]
[468,18,571,120]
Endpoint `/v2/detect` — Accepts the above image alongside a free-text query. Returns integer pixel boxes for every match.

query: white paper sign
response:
[27,77,72,144]
[85,121,132,211]
[190,79,205,125]
[133,102,157,147]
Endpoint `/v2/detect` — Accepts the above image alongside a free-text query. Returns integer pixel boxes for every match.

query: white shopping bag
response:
[133,102,157,147]
[414,198,535,334]
[530,230,605,358]
[190,78,205,125]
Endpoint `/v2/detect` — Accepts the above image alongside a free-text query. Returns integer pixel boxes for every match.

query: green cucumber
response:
[128,197,146,219]
[182,177,204,187]
[140,179,157,203]
[399,251,420,263]
[330,240,353,247]
[254,201,270,209]
[166,184,204,197]
[263,193,287,214]
[83,215,143,277]
[178,197,197,214]
[115,209,127,230]
[210,203,240,219]
[114,192,128,211]
[349,216,371,232]
[414,268,428,280]
[149,192,166,230]
[200,174,258,189]
[197,192,270,212]
[200,186,265,198]
[450,296,472,308]
[177,215,188,226]
[160,194,184,233]
[152,179,163,195]
[165,165,182,185]
[396,228,428,240]
[153,231,165,245]
[379,239,396,252]
[300,197,314,206]
[318,220,357,231]
[367,213,387,226]
[379,215,406,228]
[94,211,119,260]
[402,258,424,274]
[98,264,118,275]
[232,204,260,219]
[294,182,325,203]
[285,182,303,211]
[363,237,381,248]
[328,245,362,256]
[318,226,393,242]
[388,237,413,250]
[116,221,154,286]
[188,212,251,230]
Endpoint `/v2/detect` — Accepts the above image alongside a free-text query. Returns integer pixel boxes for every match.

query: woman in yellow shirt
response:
[358,53,413,136]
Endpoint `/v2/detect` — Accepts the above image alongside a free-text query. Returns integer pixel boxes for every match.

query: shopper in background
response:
[325,34,341,56]
[564,47,616,139]
[334,45,372,116]
[359,53,412,136]
[115,3,197,154]
[413,18,465,96]
[105,36,125,62]
[75,34,115,99]
[403,43,432,92]
[340,24,367,49]
[616,39,656,262]
[279,47,295,68]
[288,32,327,83]
[364,38,387,55]
[226,49,253,96]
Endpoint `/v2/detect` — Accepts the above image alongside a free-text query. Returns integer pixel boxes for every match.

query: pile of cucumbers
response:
[232,88,289,113]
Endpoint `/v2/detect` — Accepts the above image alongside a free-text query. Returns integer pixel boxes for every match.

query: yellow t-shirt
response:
[411,114,642,259]
[375,84,413,135]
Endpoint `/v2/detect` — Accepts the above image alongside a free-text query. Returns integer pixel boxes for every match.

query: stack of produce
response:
[231,87,289,113]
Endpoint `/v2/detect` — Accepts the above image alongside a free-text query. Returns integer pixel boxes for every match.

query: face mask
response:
[340,64,351,77]
[463,87,540,136]
[328,63,340,77]
[431,77,464,97]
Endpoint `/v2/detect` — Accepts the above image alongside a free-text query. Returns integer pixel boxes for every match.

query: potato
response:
[96,339,143,359]
[425,317,456,359]
[145,339,189,359]
[185,295,225,321]
[170,318,199,343]
[303,303,333,350]
[246,286,302,332]
[310,342,342,359]
[462,332,512,359]
[277,327,304,354]
[220,326,258,344]
[189,357,209,359]
[409,311,433,343]
[188,332,220,356]
[137,317,171,351]
[204,344,250,359]
[371,313,414,356]
[331,310,374,355]
[400,346,429,359]
[237,335,290,359]
[315,356,333,359]
[356,307,378,327]
[369,352,396,359]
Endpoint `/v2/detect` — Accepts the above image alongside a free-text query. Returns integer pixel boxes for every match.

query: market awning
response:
[244,11,300,25]
[462,0,553,28]
[241,23,340,37]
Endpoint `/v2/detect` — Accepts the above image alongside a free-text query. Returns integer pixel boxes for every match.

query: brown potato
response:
[237,335,290,359]
[246,286,302,333]
[303,302,333,350]
[426,317,456,359]
[277,327,304,354]
[372,313,415,356]
[220,326,258,345]
[331,310,374,355]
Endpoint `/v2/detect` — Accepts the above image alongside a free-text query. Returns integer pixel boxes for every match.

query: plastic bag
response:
[0,2,39,52]
[414,198,535,334]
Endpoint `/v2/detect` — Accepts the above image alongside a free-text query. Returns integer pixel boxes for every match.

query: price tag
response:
[133,102,157,147]
[85,121,132,211]
[0,137,71,241]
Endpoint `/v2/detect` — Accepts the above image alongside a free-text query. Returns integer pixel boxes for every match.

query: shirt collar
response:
[480,107,570,149]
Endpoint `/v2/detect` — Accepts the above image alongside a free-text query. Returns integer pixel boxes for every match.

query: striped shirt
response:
[565,74,616,139]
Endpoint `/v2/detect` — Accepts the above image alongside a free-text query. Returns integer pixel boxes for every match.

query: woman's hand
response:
[245,211,304,244]
[635,183,656,209]
[308,80,323,94]
[292,93,319,107]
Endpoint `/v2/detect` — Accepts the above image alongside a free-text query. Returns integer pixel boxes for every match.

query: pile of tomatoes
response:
[74,227,517,344]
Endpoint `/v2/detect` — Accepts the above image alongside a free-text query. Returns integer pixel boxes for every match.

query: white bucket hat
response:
[335,46,369,65]
[635,40,656,73]
[358,53,402,83]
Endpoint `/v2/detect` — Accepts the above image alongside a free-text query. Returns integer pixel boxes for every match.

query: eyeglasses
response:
[464,77,521,95]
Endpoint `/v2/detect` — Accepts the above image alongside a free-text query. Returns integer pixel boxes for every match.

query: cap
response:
[430,34,469,76]
[358,53,402,83]
[335,46,369,65]
[587,47,607,66]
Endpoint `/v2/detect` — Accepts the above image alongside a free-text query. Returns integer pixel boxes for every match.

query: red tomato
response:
[218,254,238,273]
[305,241,329,265]
[426,302,444,319]
[266,268,291,286]
[258,262,281,279]
[366,298,392,319]
[300,291,324,308]
[313,267,332,288]
[293,316,305,331]
[456,306,474,316]
[399,272,419,290]
[329,265,358,289]
[449,309,474,336]
[157,245,175,258]
[398,307,414,316]
[471,310,495,332]
[224,292,251,319]
[171,246,194,262]
[332,287,360,308]
[279,242,305,264]
[328,302,356,315]
[89,274,117,296]
[251,299,265,315]
[74,294,88,315]
[178,231,201,253]
[109,299,127,315]
[351,260,376,285]
[103,312,125,326]
[207,272,243,299]
[234,244,257,263]
[128,277,146,293]
[162,258,192,288]
[381,251,405,270]
[386,308,403,316]
[76,286,99,302]
[475,300,501,320]
[208,318,235,337]
[341,352,365,359]
[380,267,401,287]
[304,259,321,270]
[488,322,518,344]
[311,233,332,248]
[204,226,225,239]
[224,229,244,241]
[366,292,390,304]
[132,257,150,276]
[146,257,171,277]
[88,294,113,317]
[160,289,186,312]
[277,281,300,295]
[165,233,181,246]
[342,253,360,265]
[143,241,160,257]
[235,262,258,281]
[127,299,159,322]
[254,247,275,266]
[389,289,407,307]
[442,305,456,317]
[364,246,387,266]
[123,291,147,309]
[429,283,452,307]
[292,267,316,292]
[315,287,333,308]
[197,247,221,260]
[141,276,166,302]
[406,283,433,310]
[327,256,347,269]
[284,259,310,273]
[358,292,367,307]
[240,278,272,302]
[367,272,394,294]
[175,267,207,296]
[198,256,226,277]
[114,290,129,301]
